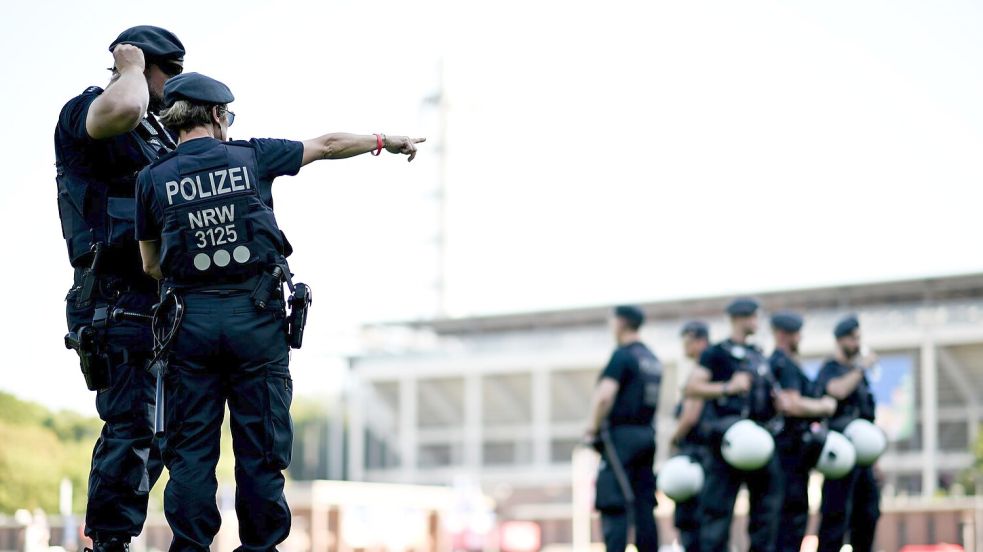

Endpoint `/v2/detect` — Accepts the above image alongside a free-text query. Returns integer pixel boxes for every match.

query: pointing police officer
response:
[768,312,838,552]
[54,25,185,552]
[585,305,662,552]
[134,72,424,551]
[668,321,710,552]
[815,315,881,552]
[684,298,783,552]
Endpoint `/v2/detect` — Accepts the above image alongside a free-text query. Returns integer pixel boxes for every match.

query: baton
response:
[599,423,636,546]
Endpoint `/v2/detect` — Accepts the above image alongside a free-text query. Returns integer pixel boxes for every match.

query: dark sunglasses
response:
[222,109,236,127]
[157,60,184,77]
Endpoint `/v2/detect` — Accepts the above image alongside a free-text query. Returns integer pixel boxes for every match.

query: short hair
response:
[614,305,645,330]
[159,100,224,133]
[834,315,860,339]
[680,320,709,340]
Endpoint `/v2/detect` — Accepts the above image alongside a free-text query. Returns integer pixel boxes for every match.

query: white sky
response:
[1,0,982,414]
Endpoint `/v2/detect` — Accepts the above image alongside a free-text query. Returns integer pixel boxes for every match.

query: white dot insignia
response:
[193,253,211,271]
[233,245,251,264]
[213,249,231,267]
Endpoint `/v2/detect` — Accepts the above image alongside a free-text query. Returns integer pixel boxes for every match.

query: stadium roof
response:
[411,272,983,336]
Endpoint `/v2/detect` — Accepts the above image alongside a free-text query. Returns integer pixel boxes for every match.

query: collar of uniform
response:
[176,136,221,152]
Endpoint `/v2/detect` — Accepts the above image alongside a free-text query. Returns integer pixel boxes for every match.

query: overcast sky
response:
[2,0,982,414]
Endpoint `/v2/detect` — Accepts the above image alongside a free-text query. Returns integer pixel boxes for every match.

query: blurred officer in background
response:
[685,298,783,552]
[769,312,838,552]
[815,316,881,552]
[585,305,662,552]
[54,25,185,552]
[134,72,424,551]
[669,321,711,552]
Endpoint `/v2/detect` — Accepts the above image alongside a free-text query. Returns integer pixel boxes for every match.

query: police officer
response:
[685,298,783,552]
[668,321,710,552]
[54,25,185,552]
[585,305,662,552]
[133,72,424,551]
[815,315,881,552]
[768,312,838,552]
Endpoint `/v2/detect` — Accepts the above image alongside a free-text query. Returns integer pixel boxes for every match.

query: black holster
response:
[64,325,111,391]
[287,283,312,349]
[76,242,105,308]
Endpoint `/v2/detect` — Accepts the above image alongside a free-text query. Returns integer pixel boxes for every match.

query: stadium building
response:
[346,273,983,550]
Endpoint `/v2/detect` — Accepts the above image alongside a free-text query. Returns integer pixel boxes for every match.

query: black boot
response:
[87,536,130,552]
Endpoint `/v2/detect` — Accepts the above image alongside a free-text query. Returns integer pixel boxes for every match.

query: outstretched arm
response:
[86,45,150,140]
[301,133,426,166]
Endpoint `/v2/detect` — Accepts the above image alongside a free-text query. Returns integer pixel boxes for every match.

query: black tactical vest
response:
[826,359,877,431]
[56,97,175,271]
[144,140,287,287]
[723,342,779,423]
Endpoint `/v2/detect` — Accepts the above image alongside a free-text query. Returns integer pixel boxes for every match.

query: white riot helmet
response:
[815,430,856,479]
[657,455,705,502]
[721,419,775,471]
[844,419,887,466]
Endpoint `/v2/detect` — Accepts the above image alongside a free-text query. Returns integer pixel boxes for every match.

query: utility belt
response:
[699,412,783,447]
[828,411,872,434]
[64,303,152,391]
[163,262,312,350]
[70,269,156,306]
[698,414,741,444]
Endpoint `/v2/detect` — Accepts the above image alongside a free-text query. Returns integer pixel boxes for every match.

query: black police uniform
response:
[54,25,183,545]
[697,340,783,552]
[770,347,816,552]
[594,341,662,552]
[671,321,709,552]
[671,403,705,552]
[814,358,880,552]
[134,74,301,551]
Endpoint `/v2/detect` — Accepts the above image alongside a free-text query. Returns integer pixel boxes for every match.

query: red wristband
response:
[371,134,383,156]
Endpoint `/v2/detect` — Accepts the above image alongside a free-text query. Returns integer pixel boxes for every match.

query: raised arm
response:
[301,133,426,166]
[86,45,151,140]
[824,368,866,401]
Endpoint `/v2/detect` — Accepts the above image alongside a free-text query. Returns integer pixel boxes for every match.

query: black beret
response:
[163,72,235,108]
[680,320,709,339]
[834,315,860,339]
[726,297,759,317]
[614,305,645,328]
[771,311,803,333]
[109,25,185,60]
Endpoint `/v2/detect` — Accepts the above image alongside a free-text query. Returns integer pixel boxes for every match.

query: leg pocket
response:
[95,349,136,423]
[264,373,293,469]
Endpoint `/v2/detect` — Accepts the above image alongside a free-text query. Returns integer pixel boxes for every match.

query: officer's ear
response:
[210,106,224,126]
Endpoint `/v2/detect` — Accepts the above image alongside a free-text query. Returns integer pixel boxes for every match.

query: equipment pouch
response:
[106,197,137,249]
[251,267,283,310]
